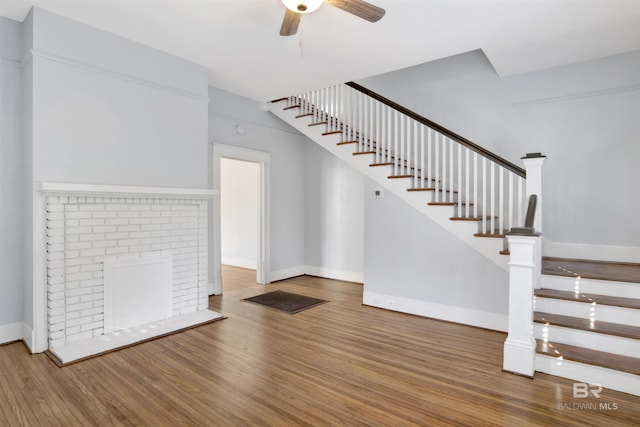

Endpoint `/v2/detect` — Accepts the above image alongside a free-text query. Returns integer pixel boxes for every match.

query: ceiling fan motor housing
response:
[282,0,324,14]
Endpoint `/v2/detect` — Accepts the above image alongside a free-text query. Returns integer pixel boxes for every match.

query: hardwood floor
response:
[1,266,639,426]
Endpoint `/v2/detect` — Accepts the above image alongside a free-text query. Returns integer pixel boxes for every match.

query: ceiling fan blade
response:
[327,0,386,23]
[280,9,301,36]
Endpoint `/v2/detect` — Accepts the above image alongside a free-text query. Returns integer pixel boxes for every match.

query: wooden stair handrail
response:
[345,81,526,178]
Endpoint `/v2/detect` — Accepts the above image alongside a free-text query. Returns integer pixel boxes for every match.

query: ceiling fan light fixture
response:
[282,0,323,14]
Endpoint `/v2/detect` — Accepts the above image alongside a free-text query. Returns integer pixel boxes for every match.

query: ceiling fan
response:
[279,0,386,36]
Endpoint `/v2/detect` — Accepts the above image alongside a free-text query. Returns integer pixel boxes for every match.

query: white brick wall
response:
[45,195,208,349]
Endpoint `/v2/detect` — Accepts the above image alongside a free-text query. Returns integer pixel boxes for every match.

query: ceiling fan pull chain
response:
[299,19,304,58]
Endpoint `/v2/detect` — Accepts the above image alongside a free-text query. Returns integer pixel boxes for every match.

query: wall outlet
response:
[373,188,384,199]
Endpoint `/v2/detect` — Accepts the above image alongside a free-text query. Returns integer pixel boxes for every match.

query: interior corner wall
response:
[0,16,26,340]
[358,49,640,260]
[364,179,509,331]
[208,86,307,279]
[304,141,364,282]
[220,158,260,269]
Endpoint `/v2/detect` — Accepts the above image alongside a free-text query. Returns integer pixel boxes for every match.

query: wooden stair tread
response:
[322,130,342,136]
[354,151,376,156]
[542,257,640,284]
[474,232,505,238]
[270,97,288,103]
[389,175,414,179]
[309,121,328,127]
[429,202,474,206]
[450,216,496,221]
[370,162,394,167]
[283,105,300,110]
[536,340,640,375]
[499,250,510,255]
[337,140,358,146]
[295,113,314,118]
[535,288,640,310]
[534,312,640,340]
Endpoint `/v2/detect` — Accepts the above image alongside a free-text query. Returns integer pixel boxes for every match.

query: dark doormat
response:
[242,290,328,314]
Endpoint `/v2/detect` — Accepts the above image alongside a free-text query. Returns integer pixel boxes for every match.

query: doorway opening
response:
[213,144,271,294]
[220,158,260,270]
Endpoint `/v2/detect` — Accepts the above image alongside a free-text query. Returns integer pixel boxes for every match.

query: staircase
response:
[535,258,640,396]
[268,83,639,396]
[269,83,533,271]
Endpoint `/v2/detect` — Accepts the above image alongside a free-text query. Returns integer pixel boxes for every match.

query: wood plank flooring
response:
[1,266,639,426]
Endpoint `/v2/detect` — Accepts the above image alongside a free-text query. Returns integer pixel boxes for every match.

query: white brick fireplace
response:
[35,183,222,364]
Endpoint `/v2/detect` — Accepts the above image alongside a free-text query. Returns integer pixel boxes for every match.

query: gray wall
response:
[364,179,508,316]
[359,49,640,251]
[30,8,209,188]
[0,17,24,329]
[208,86,307,275]
[304,141,364,278]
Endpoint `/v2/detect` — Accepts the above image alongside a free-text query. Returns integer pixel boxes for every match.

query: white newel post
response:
[503,233,541,376]
[503,153,545,377]
[521,153,546,233]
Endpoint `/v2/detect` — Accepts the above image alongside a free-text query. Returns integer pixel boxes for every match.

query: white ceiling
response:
[1,0,639,101]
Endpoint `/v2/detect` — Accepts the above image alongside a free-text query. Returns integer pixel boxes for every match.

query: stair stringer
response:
[269,101,508,271]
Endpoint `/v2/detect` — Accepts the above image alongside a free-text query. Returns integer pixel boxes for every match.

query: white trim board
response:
[36,182,215,198]
[31,49,209,102]
[304,266,364,284]
[363,291,508,332]
[0,322,23,345]
[222,256,257,270]
[213,144,271,289]
[268,266,364,284]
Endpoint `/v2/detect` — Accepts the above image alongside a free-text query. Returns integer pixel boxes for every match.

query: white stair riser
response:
[535,298,640,327]
[535,355,640,396]
[541,275,640,299]
[533,324,640,358]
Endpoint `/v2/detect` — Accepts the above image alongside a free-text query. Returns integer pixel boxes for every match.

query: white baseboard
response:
[269,265,364,284]
[363,291,508,332]
[270,266,306,282]
[303,266,363,284]
[21,322,42,353]
[0,322,23,345]
[221,256,257,270]
[543,238,640,263]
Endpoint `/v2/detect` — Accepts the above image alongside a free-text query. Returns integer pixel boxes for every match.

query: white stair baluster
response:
[473,152,478,218]
[415,122,420,187]
[465,148,470,218]
[491,162,496,235]
[482,157,487,233]
[507,171,514,234]
[427,128,432,190]
[499,167,504,234]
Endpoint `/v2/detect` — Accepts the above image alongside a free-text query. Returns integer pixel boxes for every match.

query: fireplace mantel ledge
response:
[35,182,216,198]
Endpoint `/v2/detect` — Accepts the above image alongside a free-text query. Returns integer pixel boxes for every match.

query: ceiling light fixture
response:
[281,0,323,14]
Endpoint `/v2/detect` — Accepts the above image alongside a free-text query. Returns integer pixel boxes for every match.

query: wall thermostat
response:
[373,188,384,199]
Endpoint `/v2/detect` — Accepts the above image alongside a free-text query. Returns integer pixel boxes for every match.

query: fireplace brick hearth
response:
[45,193,209,350]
